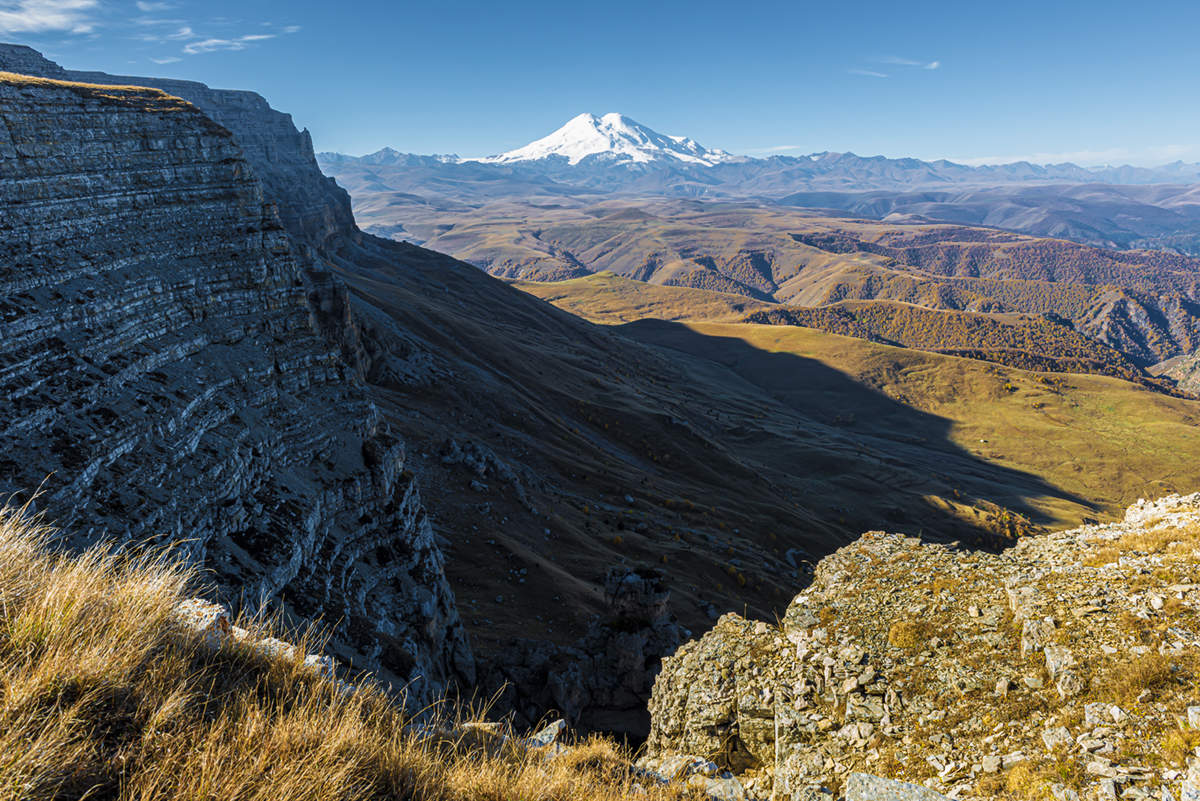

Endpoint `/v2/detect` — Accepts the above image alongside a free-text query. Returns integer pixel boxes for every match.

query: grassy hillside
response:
[366,197,1200,364]
[791,223,1200,292]
[627,320,1200,523]
[744,300,1175,391]
[0,506,694,801]
[516,273,1175,390]
[510,273,1200,527]
[320,237,1200,666]
[509,271,775,323]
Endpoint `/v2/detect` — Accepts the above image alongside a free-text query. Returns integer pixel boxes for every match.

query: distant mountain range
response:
[321,112,1200,189]
[318,113,1200,254]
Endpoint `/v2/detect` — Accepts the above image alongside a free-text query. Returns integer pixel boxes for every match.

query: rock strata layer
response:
[0,72,471,699]
[0,44,356,253]
[646,493,1200,801]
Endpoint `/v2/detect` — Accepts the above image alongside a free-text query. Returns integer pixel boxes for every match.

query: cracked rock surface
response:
[0,70,471,701]
[646,494,1200,801]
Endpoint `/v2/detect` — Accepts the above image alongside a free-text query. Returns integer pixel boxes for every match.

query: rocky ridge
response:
[0,71,470,698]
[0,44,357,254]
[644,494,1200,801]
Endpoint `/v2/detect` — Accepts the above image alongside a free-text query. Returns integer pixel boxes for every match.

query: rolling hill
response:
[339,196,1200,375]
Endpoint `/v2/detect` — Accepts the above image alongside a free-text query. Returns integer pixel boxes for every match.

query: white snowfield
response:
[475,112,737,166]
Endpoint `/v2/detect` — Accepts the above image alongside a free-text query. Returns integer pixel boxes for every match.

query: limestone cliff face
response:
[0,45,358,254]
[0,44,65,79]
[0,72,471,698]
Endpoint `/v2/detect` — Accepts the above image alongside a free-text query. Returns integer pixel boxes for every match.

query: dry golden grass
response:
[510,272,776,324]
[0,505,699,801]
[1098,652,1186,705]
[0,71,194,113]
[1160,727,1200,767]
[974,756,1088,801]
[1083,522,1200,566]
[886,619,938,650]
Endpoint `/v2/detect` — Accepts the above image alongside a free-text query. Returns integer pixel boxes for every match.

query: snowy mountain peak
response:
[478,112,736,166]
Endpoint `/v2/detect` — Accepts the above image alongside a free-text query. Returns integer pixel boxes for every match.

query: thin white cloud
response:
[133,23,191,42]
[282,24,300,33]
[182,32,274,54]
[881,56,941,70]
[0,0,98,34]
[131,15,185,25]
[149,55,180,63]
[849,68,888,78]
[135,0,171,10]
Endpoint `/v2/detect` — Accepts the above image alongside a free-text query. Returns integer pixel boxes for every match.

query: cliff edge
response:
[645,494,1200,800]
[0,70,471,698]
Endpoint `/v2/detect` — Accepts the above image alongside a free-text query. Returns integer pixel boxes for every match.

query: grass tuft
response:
[0,505,699,801]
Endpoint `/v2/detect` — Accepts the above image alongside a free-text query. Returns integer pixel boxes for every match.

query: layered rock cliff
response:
[0,44,357,254]
[0,71,471,698]
[643,494,1200,800]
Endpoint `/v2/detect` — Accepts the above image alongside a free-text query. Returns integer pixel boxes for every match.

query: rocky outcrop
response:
[0,44,357,254]
[646,494,1200,801]
[0,44,65,79]
[484,568,685,738]
[0,72,471,699]
[1160,349,1200,396]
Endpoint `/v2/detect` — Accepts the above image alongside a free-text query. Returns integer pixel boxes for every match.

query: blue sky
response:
[6,0,1200,165]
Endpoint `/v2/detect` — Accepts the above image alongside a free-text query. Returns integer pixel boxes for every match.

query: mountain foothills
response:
[4,42,1200,801]
[326,192,1200,387]
[319,114,1200,397]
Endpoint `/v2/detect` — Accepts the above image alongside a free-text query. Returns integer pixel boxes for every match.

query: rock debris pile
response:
[645,494,1200,801]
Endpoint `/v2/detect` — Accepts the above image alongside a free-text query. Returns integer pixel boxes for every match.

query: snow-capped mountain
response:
[476,112,737,166]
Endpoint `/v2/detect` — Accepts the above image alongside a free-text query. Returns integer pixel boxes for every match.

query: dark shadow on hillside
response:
[331,228,1123,735]
[617,318,1097,545]
[326,232,1116,650]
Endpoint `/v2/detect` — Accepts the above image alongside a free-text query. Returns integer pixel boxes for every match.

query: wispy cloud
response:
[0,0,99,34]
[849,68,888,78]
[149,55,180,63]
[135,0,171,10]
[131,15,185,25]
[881,56,941,70]
[133,23,192,42]
[182,32,274,54]
[158,21,301,56]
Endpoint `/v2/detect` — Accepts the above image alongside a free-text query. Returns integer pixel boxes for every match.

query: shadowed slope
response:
[308,235,1200,660]
[514,273,1177,391]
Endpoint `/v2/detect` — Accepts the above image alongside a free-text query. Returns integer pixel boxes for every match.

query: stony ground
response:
[644,494,1200,801]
